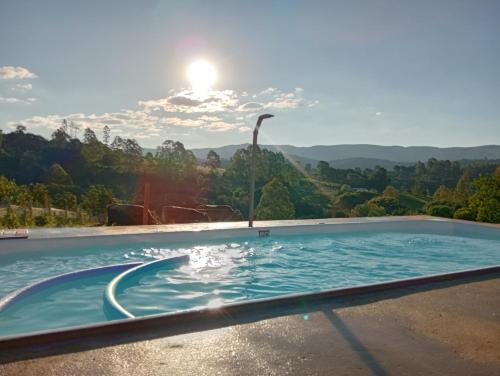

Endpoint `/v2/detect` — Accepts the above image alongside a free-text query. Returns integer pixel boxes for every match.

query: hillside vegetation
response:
[1,124,499,228]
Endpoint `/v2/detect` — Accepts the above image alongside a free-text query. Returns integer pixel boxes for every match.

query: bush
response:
[368,196,400,215]
[19,209,34,227]
[426,204,454,218]
[33,213,55,227]
[334,191,377,211]
[453,207,476,221]
[350,202,386,217]
[2,207,20,228]
[334,209,347,218]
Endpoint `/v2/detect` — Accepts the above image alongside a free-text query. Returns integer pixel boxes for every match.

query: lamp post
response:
[248,114,274,227]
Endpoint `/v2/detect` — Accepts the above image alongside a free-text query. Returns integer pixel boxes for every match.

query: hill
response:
[190,144,500,169]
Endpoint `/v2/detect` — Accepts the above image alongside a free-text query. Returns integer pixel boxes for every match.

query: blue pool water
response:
[1,230,499,336]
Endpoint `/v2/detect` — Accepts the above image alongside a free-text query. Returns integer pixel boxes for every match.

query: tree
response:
[255,178,295,220]
[103,125,111,145]
[45,164,73,185]
[156,140,197,176]
[0,176,18,205]
[51,127,71,146]
[383,185,400,199]
[81,185,113,223]
[31,183,50,209]
[83,128,99,144]
[2,206,20,228]
[205,150,221,169]
[54,192,77,217]
[15,125,27,134]
[433,185,453,202]
[367,167,389,192]
[468,175,500,223]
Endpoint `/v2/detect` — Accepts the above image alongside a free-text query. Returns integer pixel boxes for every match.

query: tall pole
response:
[248,114,274,227]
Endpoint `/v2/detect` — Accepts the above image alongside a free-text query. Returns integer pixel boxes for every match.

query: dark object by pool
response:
[196,204,243,222]
[161,206,209,224]
[107,204,159,226]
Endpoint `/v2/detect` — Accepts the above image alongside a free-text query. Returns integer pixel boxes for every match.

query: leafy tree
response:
[468,175,500,223]
[2,206,20,228]
[205,150,221,169]
[54,192,78,218]
[45,164,73,185]
[383,185,400,199]
[50,126,71,146]
[15,125,27,134]
[103,125,111,145]
[31,183,50,209]
[433,185,453,203]
[81,185,113,223]
[0,176,17,205]
[156,140,196,176]
[367,167,389,192]
[255,178,295,220]
[83,128,99,144]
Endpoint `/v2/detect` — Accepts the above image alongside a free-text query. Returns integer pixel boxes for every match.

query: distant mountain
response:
[189,144,500,169]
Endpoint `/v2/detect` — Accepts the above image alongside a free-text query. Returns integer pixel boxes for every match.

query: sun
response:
[187,59,217,95]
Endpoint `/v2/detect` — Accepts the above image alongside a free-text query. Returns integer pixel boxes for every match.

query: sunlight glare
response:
[187,59,217,95]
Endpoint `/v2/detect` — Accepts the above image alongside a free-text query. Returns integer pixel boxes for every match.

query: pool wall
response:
[1,217,499,257]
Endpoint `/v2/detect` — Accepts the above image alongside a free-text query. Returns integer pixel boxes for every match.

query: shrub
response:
[2,207,20,228]
[453,207,476,221]
[334,210,347,218]
[368,196,400,215]
[426,204,454,218]
[33,213,55,227]
[350,202,386,217]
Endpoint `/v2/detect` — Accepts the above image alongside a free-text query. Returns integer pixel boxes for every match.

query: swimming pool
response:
[1,218,499,338]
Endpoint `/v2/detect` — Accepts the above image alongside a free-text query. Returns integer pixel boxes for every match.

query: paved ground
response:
[1,274,499,375]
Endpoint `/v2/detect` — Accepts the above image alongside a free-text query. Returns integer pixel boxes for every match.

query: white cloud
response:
[0,66,38,80]
[238,102,264,111]
[375,111,382,116]
[10,87,318,141]
[0,96,36,104]
[12,83,33,91]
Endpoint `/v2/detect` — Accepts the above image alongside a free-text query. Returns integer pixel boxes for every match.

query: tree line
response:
[1,123,499,228]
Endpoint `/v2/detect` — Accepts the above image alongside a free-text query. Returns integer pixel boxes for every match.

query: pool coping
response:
[1,262,499,351]
[14,215,500,241]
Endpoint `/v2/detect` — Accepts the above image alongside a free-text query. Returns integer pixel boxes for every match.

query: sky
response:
[0,0,499,149]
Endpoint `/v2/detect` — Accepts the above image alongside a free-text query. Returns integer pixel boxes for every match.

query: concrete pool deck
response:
[1,271,499,375]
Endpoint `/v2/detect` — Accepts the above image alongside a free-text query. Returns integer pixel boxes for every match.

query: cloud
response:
[238,102,264,111]
[0,96,36,104]
[10,87,318,141]
[0,66,38,80]
[375,111,382,116]
[12,83,33,91]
